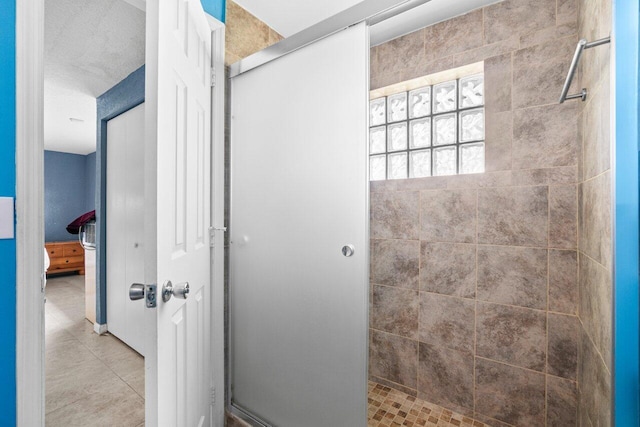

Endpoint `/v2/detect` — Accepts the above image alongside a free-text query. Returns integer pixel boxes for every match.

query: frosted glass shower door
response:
[229,23,369,427]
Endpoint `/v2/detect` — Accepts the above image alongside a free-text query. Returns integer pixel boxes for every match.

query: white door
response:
[229,23,369,427]
[107,103,146,355]
[144,0,213,425]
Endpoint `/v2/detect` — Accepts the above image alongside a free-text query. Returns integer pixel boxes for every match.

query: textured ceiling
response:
[45,0,145,154]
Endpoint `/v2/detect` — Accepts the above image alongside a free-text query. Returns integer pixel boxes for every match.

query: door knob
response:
[129,283,157,308]
[162,280,190,302]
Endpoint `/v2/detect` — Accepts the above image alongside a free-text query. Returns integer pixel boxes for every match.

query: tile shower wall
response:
[576,0,612,426]
[224,0,283,66]
[370,1,585,426]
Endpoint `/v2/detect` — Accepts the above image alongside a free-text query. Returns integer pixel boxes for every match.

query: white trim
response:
[16,0,45,425]
[209,20,226,427]
[93,323,108,335]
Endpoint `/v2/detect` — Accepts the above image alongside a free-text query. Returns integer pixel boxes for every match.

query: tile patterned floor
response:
[368,382,490,427]
[45,275,145,426]
[46,276,491,427]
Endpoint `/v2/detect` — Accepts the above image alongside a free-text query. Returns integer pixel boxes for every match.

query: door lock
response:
[162,280,190,302]
[129,283,157,308]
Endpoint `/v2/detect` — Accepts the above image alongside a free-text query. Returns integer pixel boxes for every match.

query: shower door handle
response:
[342,244,355,257]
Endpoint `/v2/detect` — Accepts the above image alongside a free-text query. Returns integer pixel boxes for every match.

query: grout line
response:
[581,167,612,185]
[473,189,479,415]
[373,238,574,252]
[417,189,422,394]
[579,248,612,272]
[369,376,418,395]
[373,280,580,316]
[545,236,550,427]
[577,309,613,375]
[474,355,548,376]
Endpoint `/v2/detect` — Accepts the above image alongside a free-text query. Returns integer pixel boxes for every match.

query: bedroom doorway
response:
[43,0,146,423]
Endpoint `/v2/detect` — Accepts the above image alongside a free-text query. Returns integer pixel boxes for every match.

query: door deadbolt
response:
[162,280,190,302]
[129,283,157,308]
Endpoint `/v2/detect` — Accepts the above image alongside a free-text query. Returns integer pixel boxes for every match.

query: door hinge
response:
[210,386,216,406]
[209,226,227,247]
[210,68,216,87]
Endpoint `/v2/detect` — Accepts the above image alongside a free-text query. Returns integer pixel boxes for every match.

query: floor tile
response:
[368,381,489,427]
[45,275,145,426]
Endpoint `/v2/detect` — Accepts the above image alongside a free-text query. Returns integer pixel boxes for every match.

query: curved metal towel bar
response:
[559,36,611,103]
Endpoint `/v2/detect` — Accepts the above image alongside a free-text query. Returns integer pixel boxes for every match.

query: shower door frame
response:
[226,1,433,425]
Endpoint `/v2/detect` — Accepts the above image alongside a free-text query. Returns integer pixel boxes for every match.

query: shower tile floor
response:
[368,382,489,427]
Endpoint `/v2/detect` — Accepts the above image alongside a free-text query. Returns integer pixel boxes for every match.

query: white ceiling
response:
[234,0,501,42]
[44,0,145,155]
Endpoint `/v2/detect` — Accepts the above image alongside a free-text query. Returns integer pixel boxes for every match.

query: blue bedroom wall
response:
[85,151,96,212]
[44,150,95,242]
[1,0,16,424]
[96,65,145,325]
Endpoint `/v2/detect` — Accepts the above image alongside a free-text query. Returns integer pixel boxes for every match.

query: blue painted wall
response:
[1,0,16,424]
[614,0,640,424]
[201,0,225,22]
[85,151,96,212]
[44,150,95,242]
[96,65,145,325]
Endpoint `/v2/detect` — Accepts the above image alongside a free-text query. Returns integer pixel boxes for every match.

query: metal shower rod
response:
[559,36,611,103]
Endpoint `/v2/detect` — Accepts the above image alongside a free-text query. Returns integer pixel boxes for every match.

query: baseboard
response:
[94,323,108,335]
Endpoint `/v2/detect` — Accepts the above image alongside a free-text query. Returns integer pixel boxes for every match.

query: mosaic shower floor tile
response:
[367,382,490,427]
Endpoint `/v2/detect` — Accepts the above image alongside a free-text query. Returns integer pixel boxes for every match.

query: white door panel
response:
[145,0,212,425]
[229,23,369,427]
[107,103,146,355]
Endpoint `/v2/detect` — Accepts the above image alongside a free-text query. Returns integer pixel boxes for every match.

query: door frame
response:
[16,0,45,424]
[96,67,145,335]
[612,0,640,424]
[15,0,227,424]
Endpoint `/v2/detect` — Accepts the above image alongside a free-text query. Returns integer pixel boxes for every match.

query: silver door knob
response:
[162,280,190,302]
[129,283,145,300]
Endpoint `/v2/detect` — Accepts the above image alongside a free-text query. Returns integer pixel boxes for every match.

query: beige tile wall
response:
[576,0,612,426]
[224,0,283,65]
[369,1,588,426]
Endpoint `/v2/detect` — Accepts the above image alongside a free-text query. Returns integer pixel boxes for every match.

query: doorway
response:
[42,0,146,424]
[17,0,226,424]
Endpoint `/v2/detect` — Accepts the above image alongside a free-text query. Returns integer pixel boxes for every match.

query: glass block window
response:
[369,73,485,180]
